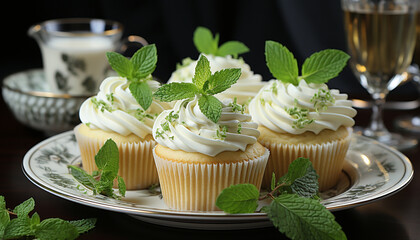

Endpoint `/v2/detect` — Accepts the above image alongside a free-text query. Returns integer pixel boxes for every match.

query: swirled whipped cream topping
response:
[80,76,166,138]
[249,79,357,134]
[168,54,265,104]
[153,96,260,157]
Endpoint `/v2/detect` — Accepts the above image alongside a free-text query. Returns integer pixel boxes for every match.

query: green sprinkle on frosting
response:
[91,97,114,112]
[285,100,314,129]
[311,88,335,112]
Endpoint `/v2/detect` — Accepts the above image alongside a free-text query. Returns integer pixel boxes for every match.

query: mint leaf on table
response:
[215,184,259,214]
[263,194,346,240]
[106,44,158,111]
[216,157,346,240]
[0,196,95,240]
[265,40,349,85]
[193,26,249,57]
[13,197,35,217]
[0,196,10,237]
[68,218,97,234]
[300,49,350,84]
[35,218,79,240]
[154,54,241,123]
[69,139,126,199]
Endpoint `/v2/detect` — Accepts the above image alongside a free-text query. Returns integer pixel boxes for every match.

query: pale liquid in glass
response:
[41,37,115,94]
[344,9,417,95]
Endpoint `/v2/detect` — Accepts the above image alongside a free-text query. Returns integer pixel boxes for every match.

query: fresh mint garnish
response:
[106,44,158,111]
[265,41,350,85]
[154,55,241,123]
[68,139,126,199]
[193,26,249,58]
[215,184,259,214]
[216,158,346,240]
[0,196,95,240]
[263,194,345,240]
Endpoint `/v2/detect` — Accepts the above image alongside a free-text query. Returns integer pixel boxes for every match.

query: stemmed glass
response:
[342,0,419,150]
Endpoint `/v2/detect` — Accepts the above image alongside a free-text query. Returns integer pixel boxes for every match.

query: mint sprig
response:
[265,41,350,85]
[193,26,249,58]
[68,139,126,199]
[216,158,346,240]
[106,44,158,111]
[154,55,241,123]
[0,196,95,240]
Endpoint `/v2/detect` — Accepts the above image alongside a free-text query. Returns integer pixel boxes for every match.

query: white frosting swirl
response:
[249,80,357,134]
[168,54,265,104]
[80,76,166,138]
[153,97,260,157]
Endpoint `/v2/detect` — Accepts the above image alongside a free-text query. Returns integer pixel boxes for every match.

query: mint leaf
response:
[13,198,35,217]
[193,26,218,55]
[204,68,241,95]
[68,218,96,234]
[95,139,119,174]
[153,82,199,102]
[70,139,125,199]
[279,157,319,198]
[35,218,79,240]
[3,217,32,239]
[0,196,10,238]
[265,41,299,85]
[129,81,153,111]
[300,49,350,84]
[264,194,346,240]
[68,165,96,189]
[198,95,222,123]
[193,26,248,57]
[117,176,126,197]
[215,184,259,214]
[193,54,211,89]
[106,52,133,78]
[131,44,157,79]
[30,212,40,226]
[217,41,249,57]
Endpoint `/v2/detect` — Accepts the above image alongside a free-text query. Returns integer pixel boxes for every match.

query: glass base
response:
[354,126,418,151]
[394,115,420,134]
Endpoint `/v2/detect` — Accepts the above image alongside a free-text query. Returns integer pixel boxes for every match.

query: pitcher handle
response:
[119,35,149,55]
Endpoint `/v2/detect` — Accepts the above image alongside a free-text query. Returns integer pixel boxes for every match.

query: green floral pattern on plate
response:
[22,131,413,225]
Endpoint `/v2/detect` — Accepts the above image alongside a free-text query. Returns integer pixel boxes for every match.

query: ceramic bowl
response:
[2,69,91,135]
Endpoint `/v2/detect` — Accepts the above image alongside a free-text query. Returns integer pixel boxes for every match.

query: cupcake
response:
[74,44,166,190]
[168,26,265,105]
[249,41,356,191]
[153,55,269,211]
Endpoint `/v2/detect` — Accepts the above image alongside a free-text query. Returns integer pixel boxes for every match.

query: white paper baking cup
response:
[259,131,352,191]
[153,147,269,212]
[74,127,159,190]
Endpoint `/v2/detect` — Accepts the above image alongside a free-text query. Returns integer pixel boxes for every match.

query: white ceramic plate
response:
[22,131,413,230]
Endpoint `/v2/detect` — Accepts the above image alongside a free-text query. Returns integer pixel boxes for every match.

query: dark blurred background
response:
[1,0,418,100]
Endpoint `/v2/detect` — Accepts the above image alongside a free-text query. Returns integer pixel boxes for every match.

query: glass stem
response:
[367,93,390,135]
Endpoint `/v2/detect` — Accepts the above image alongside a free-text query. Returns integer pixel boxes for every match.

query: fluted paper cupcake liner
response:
[153,148,269,212]
[74,128,159,190]
[259,132,352,191]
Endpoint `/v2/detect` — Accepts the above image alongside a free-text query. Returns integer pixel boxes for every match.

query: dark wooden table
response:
[1,94,419,240]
